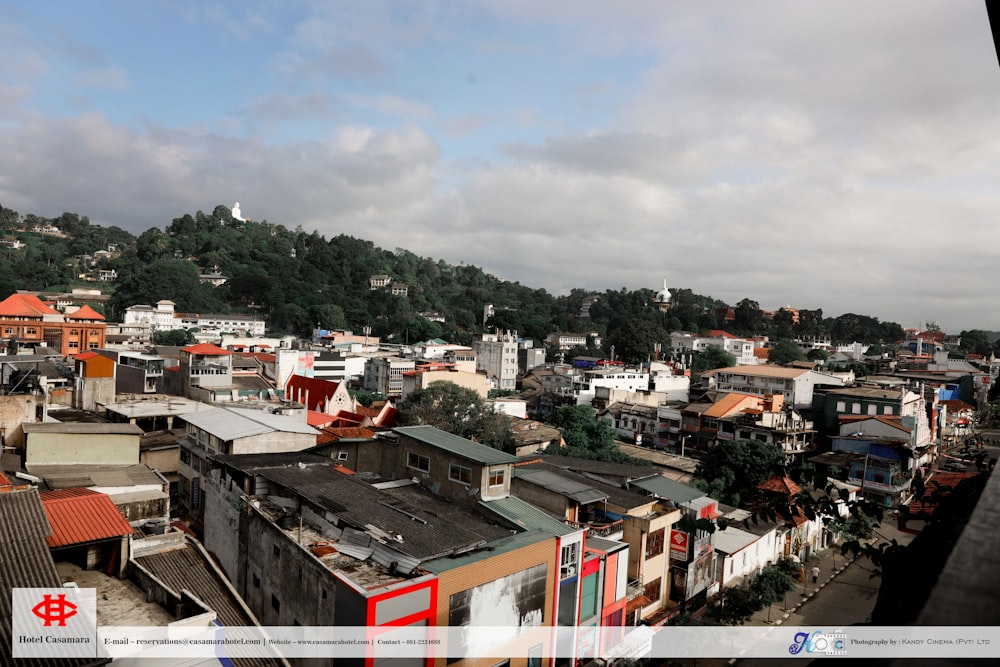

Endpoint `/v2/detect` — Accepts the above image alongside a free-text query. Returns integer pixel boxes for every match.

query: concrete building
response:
[363,355,415,397]
[21,422,142,469]
[708,365,848,409]
[473,330,519,391]
[176,406,318,519]
[400,365,490,400]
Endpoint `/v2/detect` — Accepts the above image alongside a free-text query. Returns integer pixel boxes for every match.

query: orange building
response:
[0,293,106,356]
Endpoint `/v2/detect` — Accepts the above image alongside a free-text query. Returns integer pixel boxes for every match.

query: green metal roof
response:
[393,425,517,465]
[480,496,580,537]
[630,475,705,505]
[421,529,553,573]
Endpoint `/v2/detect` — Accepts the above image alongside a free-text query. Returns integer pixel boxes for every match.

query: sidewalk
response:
[747,518,914,627]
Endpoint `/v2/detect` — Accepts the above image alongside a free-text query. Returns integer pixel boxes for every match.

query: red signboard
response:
[669,530,689,560]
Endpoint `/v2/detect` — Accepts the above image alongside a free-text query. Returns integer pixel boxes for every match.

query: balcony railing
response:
[565,519,624,539]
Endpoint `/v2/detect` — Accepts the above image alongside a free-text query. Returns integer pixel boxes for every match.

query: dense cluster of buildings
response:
[0,287,996,666]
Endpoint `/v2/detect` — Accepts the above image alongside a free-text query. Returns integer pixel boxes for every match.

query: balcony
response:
[565,518,624,540]
[846,470,913,493]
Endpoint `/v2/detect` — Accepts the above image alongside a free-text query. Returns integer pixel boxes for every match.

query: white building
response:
[708,365,848,409]
[670,331,760,366]
[473,330,519,391]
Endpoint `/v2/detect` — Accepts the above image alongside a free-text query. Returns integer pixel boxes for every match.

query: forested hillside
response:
[4,202,977,361]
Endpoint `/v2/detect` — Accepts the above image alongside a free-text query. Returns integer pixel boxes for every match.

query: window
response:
[68,341,79,349]
[179,450,191,465]
[25,327,36,335]
[867,404,878,416]
[488,468,505,487]
[560,542,578,579]
[407,451,430,472]
[645,528,665,558]
[449,463,471,485]
[643,577,662,602]
[851,403,861,414]
[836,401,846,412]
[337,451,349,461]
[580,573,599,620]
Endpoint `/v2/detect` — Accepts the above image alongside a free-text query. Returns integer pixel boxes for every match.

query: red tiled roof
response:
[904,471,979,518]
[68,304,105,321]
[39,488,133,548]
[316,426,376,445]
[307,410,335,427]
[181,343,232,355]
[73,351,101,360]
[0,293,60,317]
[757,474,802,496]
[286,374,343,412]
[707,330,737,339]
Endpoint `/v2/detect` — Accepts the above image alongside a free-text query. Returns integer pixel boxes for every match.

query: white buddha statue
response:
[232,202,245,221]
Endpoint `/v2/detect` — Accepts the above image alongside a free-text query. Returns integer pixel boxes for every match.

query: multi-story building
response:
[177,405,318,518]
[0,292,106,356]
[708,365,848,409]
[473,330,519,391]
[670,331,759,366]
[363,355,415,397]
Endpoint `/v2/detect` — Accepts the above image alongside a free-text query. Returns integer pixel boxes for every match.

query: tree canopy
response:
[396,382,514,452]
[695,439,788,506]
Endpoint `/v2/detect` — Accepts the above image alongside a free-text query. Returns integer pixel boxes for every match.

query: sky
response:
[1,1,998,332]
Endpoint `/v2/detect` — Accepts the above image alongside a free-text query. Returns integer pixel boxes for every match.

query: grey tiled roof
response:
[0,489,102,667]
[257,465,510,560]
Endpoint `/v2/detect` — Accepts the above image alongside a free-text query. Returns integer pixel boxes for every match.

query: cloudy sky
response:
[1,1,998,331]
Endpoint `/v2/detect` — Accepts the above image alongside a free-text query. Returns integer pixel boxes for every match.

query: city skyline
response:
[1,2,998,331]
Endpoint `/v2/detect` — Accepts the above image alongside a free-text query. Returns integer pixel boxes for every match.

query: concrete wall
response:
[241,504,343,628]
[25,432,140,467]
[231,431,317,455]
[392,433,509,508]
[0,395,36,448]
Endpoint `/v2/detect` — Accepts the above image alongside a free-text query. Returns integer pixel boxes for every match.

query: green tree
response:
[152,329,193,346]
[710,586,761,625]
[397,382,514,452]
[695,439,787,506]
[750,565,795,622]
[959,329,993,357]
[605,318,668,364]
[547,404,640,463]
[768,339,806,365]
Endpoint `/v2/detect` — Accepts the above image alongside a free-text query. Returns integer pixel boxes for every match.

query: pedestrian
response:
[811,565,820,584]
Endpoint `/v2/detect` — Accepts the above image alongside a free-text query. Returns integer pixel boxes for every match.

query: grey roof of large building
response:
[181,407,318,439]
[394,425,517,465]
[0,489,104,667]
[517,461,659,511]
[512,467,608,504]
[254,464,511,560]
[420,529,553,573]
[27,464,165,489]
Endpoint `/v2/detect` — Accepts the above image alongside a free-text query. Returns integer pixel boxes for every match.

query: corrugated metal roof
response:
[585,536,627,554]
[420,529,553,573]
[181,407,318,439]
[513,468,608,504]
[480,496,578,536]
[712,526,760,555]
[39,488,133,548]
[630,476,705,505]
[394,425,517,465]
